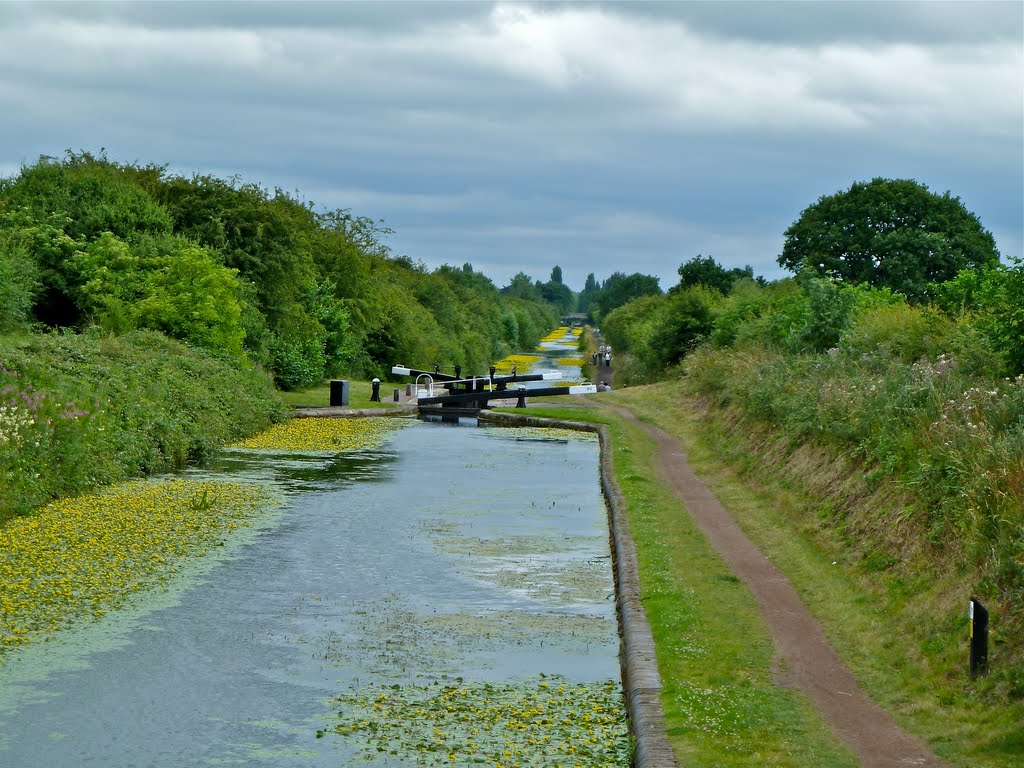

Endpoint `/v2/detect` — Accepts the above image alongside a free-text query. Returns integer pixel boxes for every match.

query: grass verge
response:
[506,404,858,767]
[276,379,403,409]
[607,384,1024,768]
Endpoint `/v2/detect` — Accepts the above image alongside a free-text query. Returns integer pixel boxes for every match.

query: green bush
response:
[840,301,952,363]
[935,263,1024,375]
[0,329,283,521]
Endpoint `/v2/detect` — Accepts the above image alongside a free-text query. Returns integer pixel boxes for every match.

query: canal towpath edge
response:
[479,410,678,768]
[598,402,947,768]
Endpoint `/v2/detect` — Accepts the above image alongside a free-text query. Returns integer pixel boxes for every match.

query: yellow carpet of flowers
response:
[0,478,274,655]
[539,327,574,344]
[492,354,542,375]
[228,416,409,452]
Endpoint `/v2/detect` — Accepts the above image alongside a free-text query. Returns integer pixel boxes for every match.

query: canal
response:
[0,412,623,765]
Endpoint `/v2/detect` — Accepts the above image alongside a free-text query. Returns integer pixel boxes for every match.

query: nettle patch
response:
[321,675,631,767]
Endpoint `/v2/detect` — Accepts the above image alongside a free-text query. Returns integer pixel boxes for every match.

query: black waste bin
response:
[329,379,350,407]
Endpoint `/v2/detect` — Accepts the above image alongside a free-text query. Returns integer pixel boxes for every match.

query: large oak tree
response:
[778,178,999,302]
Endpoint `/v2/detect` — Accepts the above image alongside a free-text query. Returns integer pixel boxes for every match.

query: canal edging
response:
[477,410,678,768]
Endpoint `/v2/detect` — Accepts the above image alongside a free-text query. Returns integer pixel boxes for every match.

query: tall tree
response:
[593,272,661,320]
[676,255,754,294]
[578,272,600,315]
[778,178,999,302]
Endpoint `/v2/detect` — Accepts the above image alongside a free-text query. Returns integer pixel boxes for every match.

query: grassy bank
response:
[0,329,284,523]
[276,379,403,409]
[513,404,858,767]
[605,384,1023,767]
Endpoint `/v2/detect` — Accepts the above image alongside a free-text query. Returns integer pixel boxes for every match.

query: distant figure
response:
[597,381,609,392]
[591,351,598,365]
[604,350,611,367]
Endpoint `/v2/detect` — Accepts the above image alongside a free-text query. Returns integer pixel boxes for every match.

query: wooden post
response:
[970,597,989,679]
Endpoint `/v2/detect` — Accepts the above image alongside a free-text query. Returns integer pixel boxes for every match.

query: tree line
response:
[0,152,573,389]
[600,177,1019,381]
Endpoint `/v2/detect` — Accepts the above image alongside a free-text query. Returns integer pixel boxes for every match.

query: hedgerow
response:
[0,329,284,521]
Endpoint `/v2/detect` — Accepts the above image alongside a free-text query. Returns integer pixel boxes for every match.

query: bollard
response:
[370,377,381,403]
[393,388,400,403]
[516,388,527,409]
[329,379,350,407]
[406,384,413,396]
[969,597,989,679]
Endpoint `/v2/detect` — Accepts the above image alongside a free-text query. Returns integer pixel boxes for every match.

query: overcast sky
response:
[1,1,1021,291]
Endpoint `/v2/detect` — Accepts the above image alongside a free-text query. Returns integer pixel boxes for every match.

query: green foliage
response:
[601,294,664,362]
[592,271,661,321]
[779,178,1000,302]
[601,287,721,381]
[0,330,283,521]
[69,232,248,360]
[933,262,1024,375]
[578,272,600,315]
[683,340,1024,692]
[676,255,755,294]
[0,155,569,386]
[653,285,722,365]
[0,215,40,332]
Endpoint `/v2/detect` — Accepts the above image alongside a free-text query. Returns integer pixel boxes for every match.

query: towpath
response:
[585,338,943,767]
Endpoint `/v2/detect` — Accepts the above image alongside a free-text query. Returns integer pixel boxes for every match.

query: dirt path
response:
[606,402,945,767]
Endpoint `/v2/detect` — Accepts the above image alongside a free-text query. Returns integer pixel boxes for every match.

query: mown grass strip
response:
[276,379,403,409]
[509,404,857,768]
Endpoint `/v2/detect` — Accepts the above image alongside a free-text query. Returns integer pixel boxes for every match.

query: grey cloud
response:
[598,1,1023,45]
[0,0,1019,291]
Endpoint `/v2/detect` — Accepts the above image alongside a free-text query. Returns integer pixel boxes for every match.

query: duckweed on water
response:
[324,675,630,767]
[228,416,409,453]
[0,478,275,655]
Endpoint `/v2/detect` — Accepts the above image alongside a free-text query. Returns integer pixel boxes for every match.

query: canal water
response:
[0,416,618,765]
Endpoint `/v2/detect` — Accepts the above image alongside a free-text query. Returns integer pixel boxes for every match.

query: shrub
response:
[0,329,283,521]
[841,302,952,363]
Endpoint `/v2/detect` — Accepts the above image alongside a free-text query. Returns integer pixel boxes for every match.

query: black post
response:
[393,388,400,403]
[516,390,527,408]
[370,377,381,402]
[454,364,462,379]
[970,597,989,679]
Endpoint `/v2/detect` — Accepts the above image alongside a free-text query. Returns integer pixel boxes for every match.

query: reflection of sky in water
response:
[0,419,616,767]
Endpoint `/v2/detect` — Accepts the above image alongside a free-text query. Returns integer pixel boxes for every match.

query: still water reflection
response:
[0,419,617,767]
